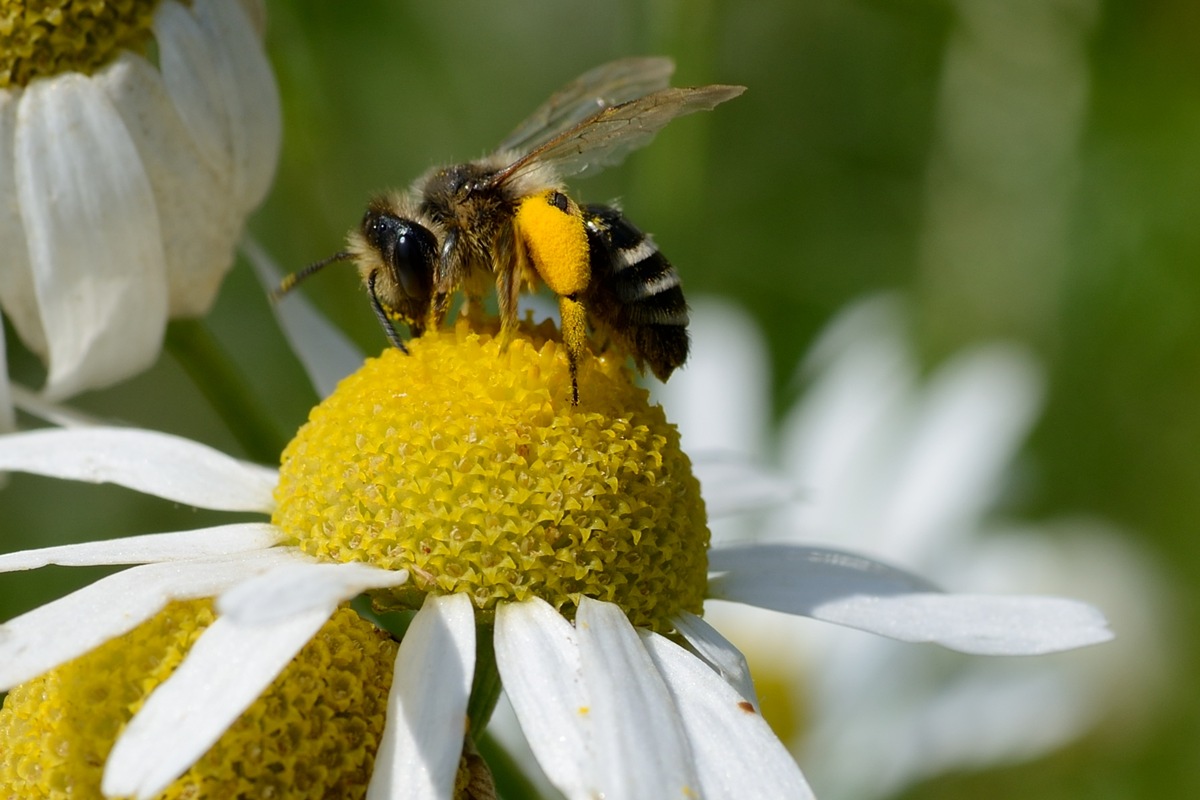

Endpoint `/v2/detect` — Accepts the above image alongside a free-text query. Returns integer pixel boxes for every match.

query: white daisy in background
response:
[659,294,1165,800]
[0,305,1114,799]
[0,0,280,411]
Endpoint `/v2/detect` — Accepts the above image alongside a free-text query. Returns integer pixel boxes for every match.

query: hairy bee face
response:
[345,198,438,341]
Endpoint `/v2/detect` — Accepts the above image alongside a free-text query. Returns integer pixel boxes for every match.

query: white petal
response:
[155,0,279,213]
[0,522,282,571]
[809,593,1113,655]
[103,606,331,799]
[495,598,594,799]
[0,427,277,511]
[243,237,364,397]
[218,560,408,625]
[640,631,814,800]
[152,1,229,175]
[870,344,1042,562]
[652,296,771,457]
[8,382,109,427]
[651,298,773,545]
[100,52,240,317]
[0,90,47,358]
[0,548,301,690]
[575,598,698,800]
[775,297,914,550]
[800,293,908,377]
[671,612,758,705]
[15,73,168,398]
[709,544,1113,654]
[803,657,1098,800]
[691,453,799,518]
[368,593,476,800]
[192,0,280,210]
[708,543,939,609]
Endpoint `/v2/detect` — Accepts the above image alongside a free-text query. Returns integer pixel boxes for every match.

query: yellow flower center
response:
[0,0,162,89]
[0,600,398,799]
[273,322,710,633]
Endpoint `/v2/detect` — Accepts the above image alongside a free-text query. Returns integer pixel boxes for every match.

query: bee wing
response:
[497,57,676,155]
[490,84,746,188]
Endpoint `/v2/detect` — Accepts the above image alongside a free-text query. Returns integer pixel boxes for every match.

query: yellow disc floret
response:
[1,0,161,89]
[0,600,398,799]
[273,321,710,632]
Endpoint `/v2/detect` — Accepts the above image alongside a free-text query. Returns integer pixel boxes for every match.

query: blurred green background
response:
[4,0,1197,797]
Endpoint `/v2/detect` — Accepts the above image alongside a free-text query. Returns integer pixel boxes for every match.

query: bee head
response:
[360,206,437,309]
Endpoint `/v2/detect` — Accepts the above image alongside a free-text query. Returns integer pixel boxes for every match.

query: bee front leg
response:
[428,228,460,332]
[426,291,450,334]
[496,254,522,347]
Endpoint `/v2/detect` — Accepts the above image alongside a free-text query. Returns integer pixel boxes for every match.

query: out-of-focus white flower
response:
[661,294,1166,800]
[653,297,792,540]
[0,0,280,405]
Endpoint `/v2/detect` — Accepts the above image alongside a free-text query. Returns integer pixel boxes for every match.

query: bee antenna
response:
[271,251,354,302]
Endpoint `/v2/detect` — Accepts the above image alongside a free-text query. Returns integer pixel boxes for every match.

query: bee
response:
[274,57,744,403]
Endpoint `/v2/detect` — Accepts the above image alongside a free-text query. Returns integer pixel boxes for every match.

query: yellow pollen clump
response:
[1,0,162,89]
[0,600,398,799]
[273,321,710,632]
[516,189,590,296]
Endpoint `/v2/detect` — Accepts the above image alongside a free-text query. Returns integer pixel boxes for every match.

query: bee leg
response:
[428,228,459,331]
[428,291,451,332]
[559,295,587,405]
[368,270,409,353]
[496,250,523,351]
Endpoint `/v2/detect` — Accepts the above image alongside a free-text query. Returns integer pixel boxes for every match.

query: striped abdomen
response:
[581,204,689,381]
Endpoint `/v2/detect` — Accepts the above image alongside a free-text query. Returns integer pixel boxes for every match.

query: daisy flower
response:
[0,320,1111,799]
[661,295,1163,800]
[0,0,280,406]
[0,598,403,798]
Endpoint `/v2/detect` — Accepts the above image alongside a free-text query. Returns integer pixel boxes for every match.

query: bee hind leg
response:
[559,295,588,405]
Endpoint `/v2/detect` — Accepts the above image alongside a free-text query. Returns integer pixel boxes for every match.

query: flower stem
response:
[468,624,503,733]
[165,319,288,464]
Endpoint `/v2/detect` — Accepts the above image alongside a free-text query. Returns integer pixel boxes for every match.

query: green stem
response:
[476,729,551,800]
[468,624,503,734]
[166,319,288,464]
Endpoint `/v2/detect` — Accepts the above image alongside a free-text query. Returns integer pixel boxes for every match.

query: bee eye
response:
[363,211,436,301]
